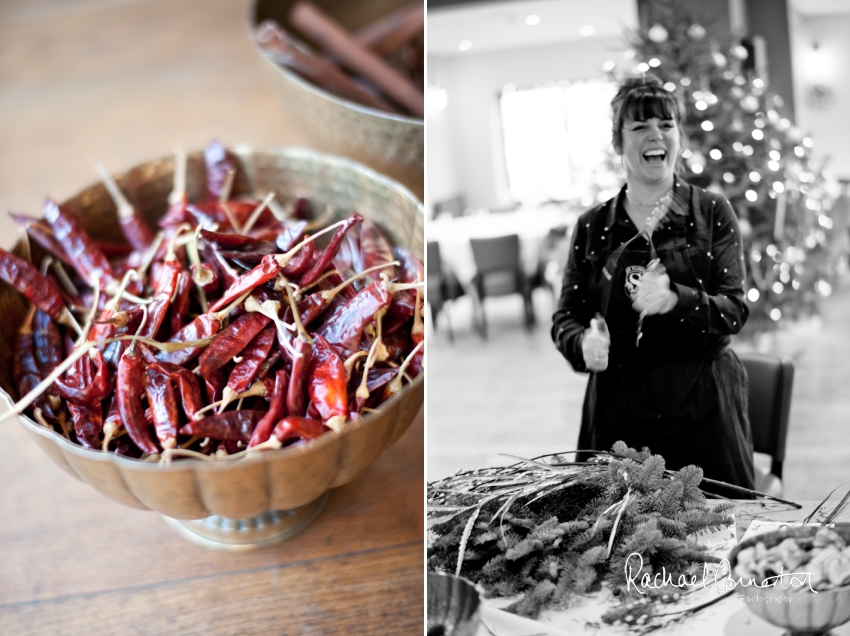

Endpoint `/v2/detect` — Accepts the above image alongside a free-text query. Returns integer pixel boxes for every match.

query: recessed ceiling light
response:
[525,14,541,26]
[579,25,595,36]
[458,40,472,51]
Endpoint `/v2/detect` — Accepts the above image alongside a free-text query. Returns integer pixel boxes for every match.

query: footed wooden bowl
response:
[0,146,424,550]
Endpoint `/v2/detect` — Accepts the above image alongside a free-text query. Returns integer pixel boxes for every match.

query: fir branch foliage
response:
[427,444,737,622]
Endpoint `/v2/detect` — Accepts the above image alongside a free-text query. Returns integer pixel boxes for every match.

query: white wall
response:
[790,10,850,180]
[427,36,626,212]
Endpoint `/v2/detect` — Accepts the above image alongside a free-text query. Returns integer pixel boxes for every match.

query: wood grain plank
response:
[0,411,423,606]
[0,544,423,635]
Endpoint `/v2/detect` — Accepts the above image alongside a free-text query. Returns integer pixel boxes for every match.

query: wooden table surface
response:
[0,1,424,634]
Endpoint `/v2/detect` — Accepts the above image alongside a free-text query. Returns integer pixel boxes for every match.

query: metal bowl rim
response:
[245,1,424,126]
[2,142,424,472]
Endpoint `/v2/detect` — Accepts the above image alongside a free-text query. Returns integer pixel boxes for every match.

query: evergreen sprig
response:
[427,444,737,629]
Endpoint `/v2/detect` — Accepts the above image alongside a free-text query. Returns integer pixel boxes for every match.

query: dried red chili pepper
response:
[196,312,271,377]
[204,141,235,202]
[294,214,363,287]
[53,349,111,407]
[307,334,348,430]
[227,322,276,395]
[207,254,281,314]
[359,218,396,276]
[42,198,115,288]
[116,348,159,455]
[179,409,264,442]
[138,260,181,340]
[144,366,179,449]
[8,213,74,269]
[279,280,314,418]
[273,416,329,445]
[68,403,103,449]
[204,367,227,405]
[247,369,289,447]
[316,280,391,358]
[274,220,308,251]
[32,309,63,379]
[12,317,57,421]
[168,271,192,337]
[201,228,260,250]
[149,361,205,421]
[155,292,247,366]
[256,348,282,381]
[0,247,75,328]
[279,239,314,277]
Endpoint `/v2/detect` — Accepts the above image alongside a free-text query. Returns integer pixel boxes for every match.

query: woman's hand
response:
[633,263,677,315]
[582,313,610,372]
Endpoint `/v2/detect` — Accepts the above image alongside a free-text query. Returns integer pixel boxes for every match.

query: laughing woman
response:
[551,74,755,497]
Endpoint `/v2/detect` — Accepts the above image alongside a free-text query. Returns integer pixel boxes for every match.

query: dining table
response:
[471,499,850,636]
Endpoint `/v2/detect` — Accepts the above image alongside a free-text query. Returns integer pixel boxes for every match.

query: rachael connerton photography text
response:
[624,552,817,594]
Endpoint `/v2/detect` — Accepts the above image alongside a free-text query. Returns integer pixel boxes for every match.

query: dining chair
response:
[737,351,794,497]
[532,225,570,306]
[469,234,535,338]
[426,241,465,341]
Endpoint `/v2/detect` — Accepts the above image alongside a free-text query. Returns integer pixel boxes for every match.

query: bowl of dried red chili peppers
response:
[0,142,424,550]
[249,0,424,198]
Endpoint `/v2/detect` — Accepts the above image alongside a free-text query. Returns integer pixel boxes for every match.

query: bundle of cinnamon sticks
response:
[255,1,424,119]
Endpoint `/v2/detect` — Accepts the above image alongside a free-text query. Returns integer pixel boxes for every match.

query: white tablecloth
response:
[429,206,577,287]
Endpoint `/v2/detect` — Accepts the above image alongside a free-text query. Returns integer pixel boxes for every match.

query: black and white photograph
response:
[426,0,850,634]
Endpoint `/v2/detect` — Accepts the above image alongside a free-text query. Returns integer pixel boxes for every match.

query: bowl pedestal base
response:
[162,493,328,551]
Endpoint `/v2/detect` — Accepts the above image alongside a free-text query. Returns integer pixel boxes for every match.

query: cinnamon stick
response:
[290,1,424,118]
[254,20,395,113]
[355,3,424,56]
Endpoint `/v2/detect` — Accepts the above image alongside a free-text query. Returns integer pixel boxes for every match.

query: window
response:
[500,79,618,204]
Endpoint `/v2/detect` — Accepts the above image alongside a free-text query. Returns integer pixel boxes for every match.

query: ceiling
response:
[427,0,639,56]
[788,0,850,16]
[427,0,850,57]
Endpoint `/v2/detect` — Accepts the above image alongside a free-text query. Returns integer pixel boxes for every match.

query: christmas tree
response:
[616,0,837,334]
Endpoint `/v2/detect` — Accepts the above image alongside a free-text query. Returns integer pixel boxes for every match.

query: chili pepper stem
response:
[57,410,70,439]
[186,225,210,313]
[357,308,386,400]
[218,168,241,233]
[317,260,400,302]
[386,339,423,394]
[343,351,368,379]
[33,408,50,429]
[412,273,423,339]
[93,161,134,220]
[211,291,252,322]
[240,192,276,235]
[245,296,290,347]
[325,416,346,433]
[304,205,335,233]
[101,421,118,451]
[280,277,313,344]
[59,307,83,336]
[168,147,187,206]
[274,218,349,270]
[194,381,268,418]
[75,272,101,346]
[247,436,283,452]
[136,231,166,282]
[51,260,81,298]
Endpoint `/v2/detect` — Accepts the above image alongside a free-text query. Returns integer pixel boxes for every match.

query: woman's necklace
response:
[625,189,671,208]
